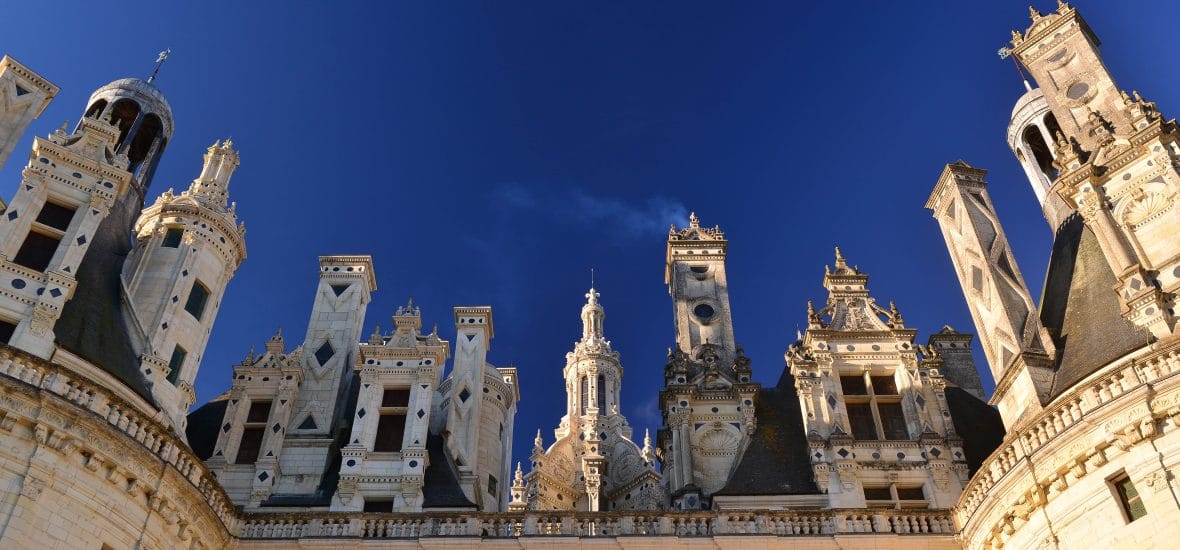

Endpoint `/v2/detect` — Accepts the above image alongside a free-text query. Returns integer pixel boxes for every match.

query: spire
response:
[514,461,524,483]
[534,429,544,451]
[266,328,285,355]
[147,48,171,85]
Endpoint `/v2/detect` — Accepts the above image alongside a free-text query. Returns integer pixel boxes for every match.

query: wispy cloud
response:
[492,183,688,240]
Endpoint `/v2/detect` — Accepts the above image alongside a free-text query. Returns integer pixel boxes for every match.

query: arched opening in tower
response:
[128,113,163,175]
[1023,125,1057,182]
[109,98,141,150]
[84,99,108,120]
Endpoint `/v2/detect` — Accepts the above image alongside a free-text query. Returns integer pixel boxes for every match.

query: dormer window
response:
[13,201,76,272]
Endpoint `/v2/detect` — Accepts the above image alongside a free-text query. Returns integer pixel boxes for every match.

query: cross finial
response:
[148,49,171,84]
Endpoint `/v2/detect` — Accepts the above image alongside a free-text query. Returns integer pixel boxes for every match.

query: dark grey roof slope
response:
[944,386,1004,476]
[1039,215,1150,398]
[714,369,820,497]
[186,393,229,460]
[423,432,476,509]
[54,192,153,402]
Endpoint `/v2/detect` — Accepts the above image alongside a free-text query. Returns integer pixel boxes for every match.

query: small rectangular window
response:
[840,375,867,395]
[13,231,61,272]
[161,227,184,248]
[0,319,15,344]
[247,401,272,423]
[488,474,498,496]
[166,345,187,385]
[374,414,406,452]
[847,403,878,440]
[878,402,909,440]
[381,388,411,407]
[362,500,394,513]
[896,486,925,500]
[35,202,76,232]
[185,281,210,320]
[235,427,265,464]
[1114,475,1147,522]
[863,487,892,501]
[871,375,898,395]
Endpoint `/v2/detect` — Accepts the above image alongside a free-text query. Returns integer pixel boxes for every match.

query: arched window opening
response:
[85,99,108,120]
[1044,112,1064,142]
[580,376,588,415]
[128,114,163,174]
[597,374,606,412]
[1023,126,1057,182]
[109,99,141,150]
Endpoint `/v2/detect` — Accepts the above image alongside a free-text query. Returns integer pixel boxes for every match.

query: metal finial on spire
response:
[147,49,171,84]
[590,267,595,289]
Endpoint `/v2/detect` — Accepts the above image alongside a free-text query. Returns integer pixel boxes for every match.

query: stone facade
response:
[512,288,661,512]
[0,3,1176,548]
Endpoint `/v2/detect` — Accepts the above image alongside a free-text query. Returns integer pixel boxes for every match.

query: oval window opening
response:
[694,303,715,320]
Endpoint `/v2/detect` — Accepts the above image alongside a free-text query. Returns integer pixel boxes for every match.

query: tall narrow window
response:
[185,281,210,320]
[166,344,187,385]
[161,227,184,248]
[236,400,271,465]
[374,387,409,452]
[13,202,75,273]
[580,376,589,415]
[487,474,498,496]
[1113,474,1147,522]
[596,374,606,411]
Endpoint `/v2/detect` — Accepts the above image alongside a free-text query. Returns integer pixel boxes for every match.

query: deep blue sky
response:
[3,1,1178,466]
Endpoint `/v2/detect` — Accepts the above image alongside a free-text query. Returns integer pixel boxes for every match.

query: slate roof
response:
[186,392,230,460]
[54,192,154,403]
[713,368,820,496]
[1039,215,1150,398]
[422,432,476,509]
[944,386,1005,476]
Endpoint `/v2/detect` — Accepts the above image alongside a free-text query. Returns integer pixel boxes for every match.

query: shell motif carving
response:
[1121,191,1174,228]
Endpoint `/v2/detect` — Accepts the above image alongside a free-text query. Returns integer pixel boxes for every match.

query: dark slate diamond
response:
[6,211,16,220]
[416,409,425,419]
[459,388,471,402]
[814,452,823,459]
[182,270,189,277]
[76,235,86,245]
[91,209,99,216]
[272,423,281,433]
[62,266,69,273]
[694,423,705,430]
[280,399,287,405]
[836,448,850,458]
[915,395,926,409]
[49,288,61,297]
[171,296,178,303]
[14,84,29,96]
[421,384,428,390]
[466,334,476,341]
[266,451,273,457]
[930,447,942,458]
[297,416,317,430]
[827,395,837,409]
[413,440,420,445]
[257,472,269,482]
[222,423,231,433]
[357,408,366,418]
[162,322,168,330]
[331,284,350,296]
[315,341,335,365]
[363,383,370,389]
[24,185,32,191]
[954,451,963,459]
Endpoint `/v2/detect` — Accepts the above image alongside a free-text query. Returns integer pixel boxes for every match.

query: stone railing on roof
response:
[0,344,238,539]
[236,509,954,540]
[953,338,1180,530]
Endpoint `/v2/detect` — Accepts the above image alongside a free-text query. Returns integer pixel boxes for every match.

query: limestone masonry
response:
[0,2,1178,548]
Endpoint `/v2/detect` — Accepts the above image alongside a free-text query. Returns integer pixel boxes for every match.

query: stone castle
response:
[0,2,1176,548]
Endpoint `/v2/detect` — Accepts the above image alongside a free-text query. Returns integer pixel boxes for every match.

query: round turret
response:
[1006,86,1073,231]
[81,78,173,184]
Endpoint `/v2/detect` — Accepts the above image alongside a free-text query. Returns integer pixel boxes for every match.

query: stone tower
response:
[514,288,659,512]
[122,139,247,433]
[0,56,58,171]
[925,162,1055,427]
[658,213,758,510]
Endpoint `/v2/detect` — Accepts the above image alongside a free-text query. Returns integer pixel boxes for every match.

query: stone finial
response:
[534,429,544,451]
[1029,6,1042,21]
[888,301,905,329]
[688,211,700,228]
[265,329,285,355]
[513,462,524,484]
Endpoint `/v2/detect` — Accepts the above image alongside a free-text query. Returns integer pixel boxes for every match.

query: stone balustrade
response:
[236,509,954,539]
[954,339,1180,528]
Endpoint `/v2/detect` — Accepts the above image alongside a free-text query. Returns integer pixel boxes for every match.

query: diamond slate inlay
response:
[258,472,269,482]
[416,409,425,419]
[315,341,335,365]
[356,408,366,418]
[222,423,231,433]
[837,448,850,458]
[459,388,470,402]
[49,288,62,297]
[272,423,281,433]
[6,211,16,220]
